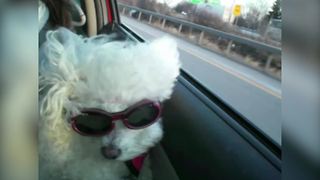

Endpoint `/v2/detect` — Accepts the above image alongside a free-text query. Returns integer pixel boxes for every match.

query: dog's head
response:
[39,28,180,161]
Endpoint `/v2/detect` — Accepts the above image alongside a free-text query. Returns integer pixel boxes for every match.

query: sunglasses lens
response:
[74,114,112,135]
[127,104,159,127]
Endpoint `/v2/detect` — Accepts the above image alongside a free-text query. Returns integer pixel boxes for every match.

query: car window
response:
[116,0,282,145]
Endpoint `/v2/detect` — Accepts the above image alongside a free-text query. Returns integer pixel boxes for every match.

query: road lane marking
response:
[122,18,282,99]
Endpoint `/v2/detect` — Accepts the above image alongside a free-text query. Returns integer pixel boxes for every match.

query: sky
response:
[155,0,184,7]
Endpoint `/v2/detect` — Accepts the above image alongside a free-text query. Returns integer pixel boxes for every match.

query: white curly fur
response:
[39,28,180,180]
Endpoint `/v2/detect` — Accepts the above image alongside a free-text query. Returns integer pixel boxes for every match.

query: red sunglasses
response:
[70,100,161,136]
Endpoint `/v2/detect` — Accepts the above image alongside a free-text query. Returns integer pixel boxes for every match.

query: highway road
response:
[121,15,281,145]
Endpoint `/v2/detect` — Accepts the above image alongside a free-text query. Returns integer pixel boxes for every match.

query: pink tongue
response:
[132,154,147,172]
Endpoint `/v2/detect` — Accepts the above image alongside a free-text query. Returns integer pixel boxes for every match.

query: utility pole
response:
[228,0,236,23]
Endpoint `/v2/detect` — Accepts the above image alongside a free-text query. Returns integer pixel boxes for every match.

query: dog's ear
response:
[39,28,80,124]
[145,37,181,101]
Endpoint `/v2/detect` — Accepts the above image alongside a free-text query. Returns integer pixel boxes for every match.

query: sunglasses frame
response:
[70,100,162,136]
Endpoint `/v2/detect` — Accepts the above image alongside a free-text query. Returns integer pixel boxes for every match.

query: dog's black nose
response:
[101,146,121,159]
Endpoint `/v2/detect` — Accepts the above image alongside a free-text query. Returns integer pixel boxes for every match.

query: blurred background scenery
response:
[118,0,281,79]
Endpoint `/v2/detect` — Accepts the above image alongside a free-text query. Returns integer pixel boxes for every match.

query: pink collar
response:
[126,153,148,177]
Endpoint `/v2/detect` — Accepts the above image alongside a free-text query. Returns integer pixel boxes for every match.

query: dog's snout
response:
[101,146,121,159]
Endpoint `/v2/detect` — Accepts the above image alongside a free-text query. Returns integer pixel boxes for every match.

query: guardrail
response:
[118,3,281,55]
[118,3,281,79]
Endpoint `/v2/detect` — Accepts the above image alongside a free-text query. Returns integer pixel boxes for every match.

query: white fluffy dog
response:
[39,28,180,180]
